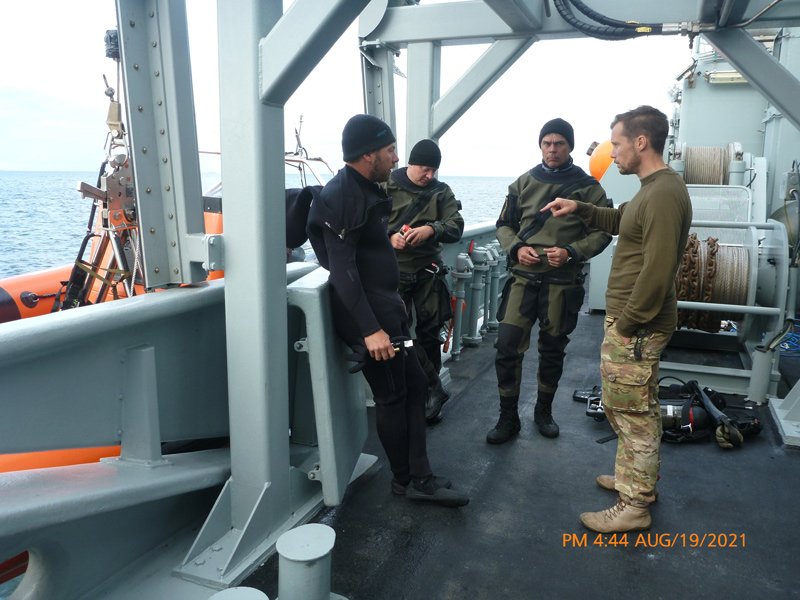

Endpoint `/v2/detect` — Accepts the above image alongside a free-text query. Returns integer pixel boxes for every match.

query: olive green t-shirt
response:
[576,167,692,337]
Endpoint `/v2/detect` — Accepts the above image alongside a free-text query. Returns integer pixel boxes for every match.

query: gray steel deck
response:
[244,301,800,599]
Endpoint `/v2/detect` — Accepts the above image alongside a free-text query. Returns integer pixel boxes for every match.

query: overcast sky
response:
[0,1,693,178]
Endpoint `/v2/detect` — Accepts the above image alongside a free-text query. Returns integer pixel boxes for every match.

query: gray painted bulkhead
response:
[5,1,800,598]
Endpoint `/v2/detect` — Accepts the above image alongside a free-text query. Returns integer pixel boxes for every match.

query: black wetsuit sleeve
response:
[319,224,382,338]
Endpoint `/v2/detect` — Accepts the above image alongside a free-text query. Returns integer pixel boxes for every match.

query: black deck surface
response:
[244,308,800,599]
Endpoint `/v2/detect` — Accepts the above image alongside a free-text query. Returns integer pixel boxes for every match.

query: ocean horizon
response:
[0,170,512,279]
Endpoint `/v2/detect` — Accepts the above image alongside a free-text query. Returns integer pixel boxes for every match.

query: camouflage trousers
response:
[600,315,672,504]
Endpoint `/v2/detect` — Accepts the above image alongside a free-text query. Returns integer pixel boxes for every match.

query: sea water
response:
[0,171,512,279]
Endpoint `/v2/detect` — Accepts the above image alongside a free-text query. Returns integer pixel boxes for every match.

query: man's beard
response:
[617,150,641,175]
[370,161,391,182]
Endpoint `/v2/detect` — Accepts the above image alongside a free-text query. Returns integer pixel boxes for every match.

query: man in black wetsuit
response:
[306,114,469,508]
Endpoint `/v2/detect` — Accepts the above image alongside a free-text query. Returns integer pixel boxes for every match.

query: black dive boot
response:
[486,398,521,444]
[426,377,451,423]
[534,392,559,438]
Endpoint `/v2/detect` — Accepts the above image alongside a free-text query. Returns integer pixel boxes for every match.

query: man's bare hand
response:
[541,197,578,217]
[404,225,435,246]
[544,246,568,268]
[390,232,407,250]
[365,329,396,361]
[516,246,540,266]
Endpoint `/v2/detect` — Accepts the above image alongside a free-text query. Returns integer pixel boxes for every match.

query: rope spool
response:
[683,146,729,185]
[676,234,749,331]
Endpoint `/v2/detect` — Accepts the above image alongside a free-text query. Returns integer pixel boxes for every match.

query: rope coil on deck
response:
[676,234,749,331]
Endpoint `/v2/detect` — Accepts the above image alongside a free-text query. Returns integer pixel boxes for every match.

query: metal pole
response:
[450,253,473,360]
[464,247,489,346]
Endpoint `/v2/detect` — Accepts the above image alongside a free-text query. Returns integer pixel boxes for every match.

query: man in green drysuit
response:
[386,139,464,423]
[487,118,612,443]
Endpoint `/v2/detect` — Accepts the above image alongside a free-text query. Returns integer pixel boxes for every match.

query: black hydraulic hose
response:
[565,0,662,32]
[552,0,643,40]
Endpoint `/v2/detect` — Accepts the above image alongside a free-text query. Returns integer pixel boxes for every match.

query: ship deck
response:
[244,297,800,599]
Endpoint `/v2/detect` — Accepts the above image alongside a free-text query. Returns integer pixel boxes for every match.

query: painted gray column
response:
[218,0,290,528]
[406,41,441,161]
[361,46,398,135]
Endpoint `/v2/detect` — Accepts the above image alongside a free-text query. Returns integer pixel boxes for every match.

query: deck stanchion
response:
[450,252,474,361]
[749,345,775,405]
[480,247,499,336]
[486,243,504,333]
[464,247,489,346]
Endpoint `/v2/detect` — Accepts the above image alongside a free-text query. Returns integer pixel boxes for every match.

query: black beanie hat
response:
[539,118,574,150]
[342,114,396,162]
[408,139,441,169]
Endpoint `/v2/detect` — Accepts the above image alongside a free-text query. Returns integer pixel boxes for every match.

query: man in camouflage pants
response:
[487,118,611,444]
[543,106,692,533]
[386,139,464,423]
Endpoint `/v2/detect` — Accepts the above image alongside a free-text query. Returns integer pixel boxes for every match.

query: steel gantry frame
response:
[8,2,800,599]
[358,0,800,163]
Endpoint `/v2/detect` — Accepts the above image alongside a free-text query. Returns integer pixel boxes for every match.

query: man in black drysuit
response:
[306,114,469,508]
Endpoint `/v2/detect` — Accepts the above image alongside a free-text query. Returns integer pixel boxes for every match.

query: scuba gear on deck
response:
[573,378,762,448]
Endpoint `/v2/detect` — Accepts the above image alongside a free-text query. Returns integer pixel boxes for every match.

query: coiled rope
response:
[676,234,750,331]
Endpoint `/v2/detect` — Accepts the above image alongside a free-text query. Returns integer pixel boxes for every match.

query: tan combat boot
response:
[580,497,651,533]
[595,475,659,501]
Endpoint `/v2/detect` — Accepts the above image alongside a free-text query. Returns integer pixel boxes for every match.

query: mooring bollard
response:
[210,587,270,599]
[275,523,348,600]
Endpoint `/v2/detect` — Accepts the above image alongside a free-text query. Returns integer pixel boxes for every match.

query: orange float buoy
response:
[590,139,614,181]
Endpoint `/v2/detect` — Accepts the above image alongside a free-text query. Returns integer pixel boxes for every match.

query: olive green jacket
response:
[496,165,611,274]
[385,169,464,272]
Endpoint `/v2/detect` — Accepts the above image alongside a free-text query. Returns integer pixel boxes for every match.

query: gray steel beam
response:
[364,1,800,46]
[116,0,207,288]
[0,282,229,455]
[484,0,541,31]
[361,46,398,134]
[406,41,441,158]
[174,0,294,587]
[365,1,520,45]
[260,0,371,106]
[177,0,373,588]
[432,37,535,139]
[704,27,800,134]
[717,0,751,27]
